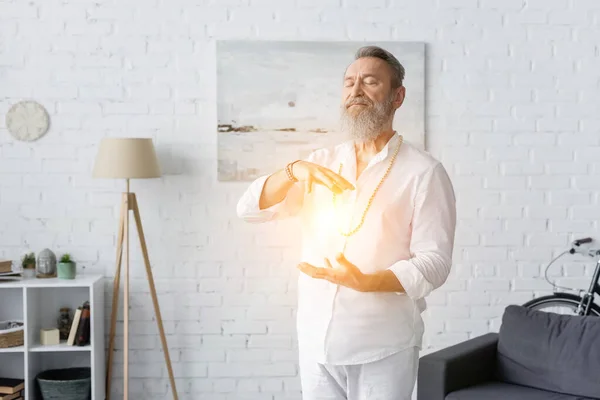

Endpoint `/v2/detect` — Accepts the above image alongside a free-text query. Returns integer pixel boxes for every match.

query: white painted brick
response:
[504,9,547,24]
[513,103,554,118]
[79,86,122,100]
[248,334,292,348]
[525,206,568,219]
[254,21,300,37]
[103,102,149,114]
[545,162,588,175]
[529,176,570,189]
[260,378,284,392]
[484,176,527,190]
[548,191,591,205]
[448,292,490,306]
[482,233,523,247]
[469,264,497,279]
[580,119,600,133]
[227,349,271,362]
[267,320,296,334]
[222,321,267,334]
[549,9,590,25]
[446,319,488,333]
[537,118,578,132]
[347,23,393,40]
[500,162,544,175]
[248,0,293,5]
[275,8,320,23]
[534,88,579,104]
[439,0,477,8]
[298,23,346,39]
[228,7,275,22]
[514,133,557,146]
[214,378,236,392]
[65,20,112,35]
[0,3,38,18]
[575,147,600,162]
[527,0,569,9]
[172,363,208,378]
[532,148,574,162]
[237,378,260,392]
[209,362,296,377]
[298,0,339,6]
[344,0,385,7]
[495,118,537,133]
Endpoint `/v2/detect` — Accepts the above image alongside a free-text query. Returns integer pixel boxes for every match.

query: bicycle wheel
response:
[523,292,600,316]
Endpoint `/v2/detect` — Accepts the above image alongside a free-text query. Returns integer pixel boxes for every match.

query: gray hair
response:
[354,45,405,88]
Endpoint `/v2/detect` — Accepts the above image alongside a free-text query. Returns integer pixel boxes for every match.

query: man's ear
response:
[394,86,406,110]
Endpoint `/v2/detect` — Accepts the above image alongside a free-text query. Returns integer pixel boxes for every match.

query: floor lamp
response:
[93,138,178,400]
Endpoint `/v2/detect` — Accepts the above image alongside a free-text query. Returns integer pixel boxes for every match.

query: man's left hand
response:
[297,253,371,292]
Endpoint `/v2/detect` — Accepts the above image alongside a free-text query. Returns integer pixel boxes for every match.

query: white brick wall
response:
[1,0,599,398]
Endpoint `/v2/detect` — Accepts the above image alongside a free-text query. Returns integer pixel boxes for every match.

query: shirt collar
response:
[341,131,400,165]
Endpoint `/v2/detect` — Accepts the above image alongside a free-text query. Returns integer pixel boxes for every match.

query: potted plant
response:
[57,253,76,279]
[21,252,36,278]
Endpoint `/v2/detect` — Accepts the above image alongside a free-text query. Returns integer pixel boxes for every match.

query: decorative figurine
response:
[36,248,57,278]
[58,307,71,341]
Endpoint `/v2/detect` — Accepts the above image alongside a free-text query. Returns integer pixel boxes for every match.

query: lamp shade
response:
[92,138,161,179]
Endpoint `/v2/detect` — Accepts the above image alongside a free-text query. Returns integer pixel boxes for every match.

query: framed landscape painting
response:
[216,40,425,182]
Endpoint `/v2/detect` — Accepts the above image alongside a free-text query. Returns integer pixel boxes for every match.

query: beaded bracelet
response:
[285,160,300,183]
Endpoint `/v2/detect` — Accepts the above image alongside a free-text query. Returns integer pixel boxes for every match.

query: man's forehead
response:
[344,57,388,77]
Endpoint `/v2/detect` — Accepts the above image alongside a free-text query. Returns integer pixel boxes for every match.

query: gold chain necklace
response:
[333,135,403,238]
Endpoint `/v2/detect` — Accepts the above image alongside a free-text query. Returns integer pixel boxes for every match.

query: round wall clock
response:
[5,100,50,141]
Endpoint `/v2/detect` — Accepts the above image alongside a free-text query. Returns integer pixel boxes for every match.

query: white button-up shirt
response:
[237,132,457,365]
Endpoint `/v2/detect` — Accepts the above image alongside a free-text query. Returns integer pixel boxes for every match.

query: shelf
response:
[0,274,105,399]
[30,342,91,353]
[0,275,103,288]
[0,345,24,353]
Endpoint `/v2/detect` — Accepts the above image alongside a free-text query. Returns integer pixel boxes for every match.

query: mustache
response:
[345,97,372,108]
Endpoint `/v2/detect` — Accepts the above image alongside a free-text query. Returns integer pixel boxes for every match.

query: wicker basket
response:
[0,320,24,348]
[36,367,91,400]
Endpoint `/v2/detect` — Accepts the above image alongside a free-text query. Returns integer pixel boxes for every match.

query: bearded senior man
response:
[237,45,457,399]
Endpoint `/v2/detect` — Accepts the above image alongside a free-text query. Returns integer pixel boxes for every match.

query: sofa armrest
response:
[417,332,499,400]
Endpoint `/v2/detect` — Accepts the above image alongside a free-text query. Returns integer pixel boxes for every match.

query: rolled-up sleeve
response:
[236,174,304,223]
[388,162,457,299]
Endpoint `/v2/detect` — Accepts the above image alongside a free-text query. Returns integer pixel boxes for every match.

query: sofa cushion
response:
[447,382,597,400]
[496,305,600,399]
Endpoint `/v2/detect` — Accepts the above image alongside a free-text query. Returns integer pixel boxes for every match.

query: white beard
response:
[339,95,394,142]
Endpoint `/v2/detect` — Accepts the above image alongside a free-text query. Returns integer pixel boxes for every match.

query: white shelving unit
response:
[0,275,105,400]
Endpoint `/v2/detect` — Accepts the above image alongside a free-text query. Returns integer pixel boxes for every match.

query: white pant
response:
[299,347,419,400]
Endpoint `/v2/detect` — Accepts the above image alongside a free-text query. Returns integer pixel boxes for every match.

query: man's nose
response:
[350,79,363,97]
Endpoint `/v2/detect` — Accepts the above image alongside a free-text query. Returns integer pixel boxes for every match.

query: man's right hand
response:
[291,161,355,195]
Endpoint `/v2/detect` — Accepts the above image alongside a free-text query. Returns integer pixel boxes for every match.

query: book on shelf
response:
[75,301,90,346]
[0,260,12,274]
[66,301,91,346]
[0,272,21,282]
[0,391,22,400]
[0,378,24,395]
[67,306,82,346]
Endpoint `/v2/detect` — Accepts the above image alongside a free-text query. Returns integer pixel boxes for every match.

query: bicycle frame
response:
[574,257,600,316]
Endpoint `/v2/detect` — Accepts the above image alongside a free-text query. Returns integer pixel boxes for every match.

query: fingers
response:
[300,162,354,194]
[335,253,356,270]
[313,171,343,194]
[324,258,333,268]
[305,175,313,194]
[321,168,355,191]
[297,262,326,278]
[298,262,337,281]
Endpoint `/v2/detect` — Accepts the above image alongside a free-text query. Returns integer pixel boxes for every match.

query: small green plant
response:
[21,252,35,268]
[60,253,72,263]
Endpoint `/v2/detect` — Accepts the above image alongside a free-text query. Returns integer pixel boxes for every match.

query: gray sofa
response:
[417,305,600,400]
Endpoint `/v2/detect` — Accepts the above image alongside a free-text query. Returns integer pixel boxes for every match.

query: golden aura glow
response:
[312,195,352,243]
